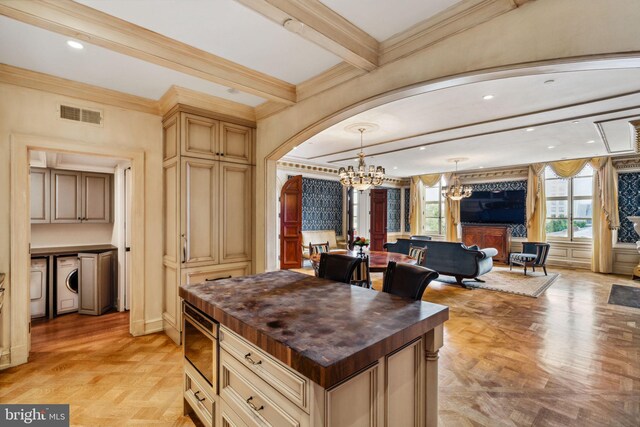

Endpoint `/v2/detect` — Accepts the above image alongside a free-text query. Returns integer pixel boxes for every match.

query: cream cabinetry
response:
[163,107,255,344]
[31,169,111,224]
[78,251,114,316]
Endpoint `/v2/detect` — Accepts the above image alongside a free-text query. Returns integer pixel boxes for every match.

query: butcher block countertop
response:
[180,270,448,388]
[30,244,118,256]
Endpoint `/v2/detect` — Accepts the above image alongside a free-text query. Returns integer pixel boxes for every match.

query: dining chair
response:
[408,244,427,265]
[317,253,362,284]
[382,261,439,301]
[309,241,330,275]
[351,255,372,289]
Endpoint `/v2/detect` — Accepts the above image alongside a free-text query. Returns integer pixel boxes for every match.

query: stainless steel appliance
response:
[183,302,219,392]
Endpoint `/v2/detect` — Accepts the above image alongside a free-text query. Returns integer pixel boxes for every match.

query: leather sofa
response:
[419,241,498,287]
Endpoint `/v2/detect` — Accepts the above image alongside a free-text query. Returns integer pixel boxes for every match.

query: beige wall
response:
[255,0,640,272]
[31,223,115,248]
[0,83,162,365]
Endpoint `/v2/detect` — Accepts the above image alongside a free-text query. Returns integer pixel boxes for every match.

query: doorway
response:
[9,133,146,366]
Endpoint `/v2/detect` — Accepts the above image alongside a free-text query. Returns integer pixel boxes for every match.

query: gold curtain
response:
[548,158,590,178]
[418,173,443,188]
[526,163,547,242]
[589,157,620,273]
[409,176,425,235]
[443,173,460,241]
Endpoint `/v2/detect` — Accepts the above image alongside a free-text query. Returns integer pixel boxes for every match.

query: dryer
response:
[57,256,79,315]
[30,258,47,318]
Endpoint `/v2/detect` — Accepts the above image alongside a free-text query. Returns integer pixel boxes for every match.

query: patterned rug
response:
[435,266,559,298]
[608,284,640,309]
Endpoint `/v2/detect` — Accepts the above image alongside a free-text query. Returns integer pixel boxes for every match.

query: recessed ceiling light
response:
[544,79,555,84]
[479,166,484,169]
[227,88,240,94]
[572,120,580,124]
[548,145,555,149]
[419,147,426,150]
[353,159,359,162]
[66,40,84,49]
[483,95,494,100]
[586,140,595,144]
[525,127,536,132]
[393,166,398,170]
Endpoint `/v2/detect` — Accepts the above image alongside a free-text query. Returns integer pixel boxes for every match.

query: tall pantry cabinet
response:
[163,106,254,343]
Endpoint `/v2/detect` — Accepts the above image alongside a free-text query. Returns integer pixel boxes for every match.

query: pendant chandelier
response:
[338,128,385,191]
[441,159,472,200]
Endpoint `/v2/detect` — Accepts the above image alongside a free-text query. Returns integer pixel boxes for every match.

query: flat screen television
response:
[460,190,525,224]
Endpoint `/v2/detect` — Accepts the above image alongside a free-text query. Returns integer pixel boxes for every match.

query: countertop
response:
[30,244,118,256]
[180,270,449,388]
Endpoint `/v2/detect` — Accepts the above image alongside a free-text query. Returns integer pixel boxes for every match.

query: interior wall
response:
[255,0,640,272]
[31,223,114,247]
[0,83,163,367]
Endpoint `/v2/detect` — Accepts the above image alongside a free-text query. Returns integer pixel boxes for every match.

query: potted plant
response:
[352,236,370,257]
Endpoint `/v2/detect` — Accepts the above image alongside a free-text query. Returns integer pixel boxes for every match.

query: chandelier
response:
[441,159,472,200]
[338,128,385,191]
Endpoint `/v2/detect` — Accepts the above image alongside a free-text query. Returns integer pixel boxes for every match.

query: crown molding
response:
[631,120,640,153]
[0,63,158,115]
[296,62,366,102]
[379,0,534,65]
[458,166,528,183]
[0,0,295,104]
[277,160,405,184]
[235,0,378,71]
[159,86,256,123]
[255,100,289,121]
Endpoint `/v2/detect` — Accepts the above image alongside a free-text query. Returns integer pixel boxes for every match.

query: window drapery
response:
[526,163,546,242]
[443,173,460,241]
[409,173,443,235]
[589,157,620,273]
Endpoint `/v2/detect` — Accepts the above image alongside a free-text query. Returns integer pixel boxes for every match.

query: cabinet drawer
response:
[220,350,308,427]
[181,262,251,285]
[220,326,309,411]
[185,363,215,426]
[221,399,250,427]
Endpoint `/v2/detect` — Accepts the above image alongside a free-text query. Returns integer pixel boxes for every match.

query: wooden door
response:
[219,162,252,263]
[220,122,252,164]
[369,189,387,251]
[181,158,220,267]
[30,168,50,223]
[81,172,111,223]
[51,170,81,223]
[280,175,302,270]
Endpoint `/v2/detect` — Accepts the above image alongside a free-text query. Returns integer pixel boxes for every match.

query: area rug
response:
[608,284,640,309]
[435,266,559,298]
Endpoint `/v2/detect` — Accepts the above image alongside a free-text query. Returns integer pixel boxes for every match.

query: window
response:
[423,178,446,235]
[545,164,593,240]
[352,190,358,234]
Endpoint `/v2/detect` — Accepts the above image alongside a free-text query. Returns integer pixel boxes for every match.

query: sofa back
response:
[301,230,339,249]
[384,238,429,255]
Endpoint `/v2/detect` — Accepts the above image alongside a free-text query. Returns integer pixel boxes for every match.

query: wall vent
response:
[59,104,103,125]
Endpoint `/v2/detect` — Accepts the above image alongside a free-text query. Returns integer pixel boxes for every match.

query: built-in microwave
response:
[183,302,219,393]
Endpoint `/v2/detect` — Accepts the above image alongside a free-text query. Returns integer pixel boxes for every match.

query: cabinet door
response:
[220,122,252,165]
[220,163,252,263]
[181,113,219,160]
[30,168,50,223]
[82,173,111,223]
[51,170,82,223]
[182,158,219,267]
[79,251,113,315]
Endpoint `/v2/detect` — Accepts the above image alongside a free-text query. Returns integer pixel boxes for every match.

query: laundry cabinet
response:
[162,105,254,344]
[78,251,114,316]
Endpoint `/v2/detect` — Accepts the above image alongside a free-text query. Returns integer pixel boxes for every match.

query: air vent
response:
[59,104,103,125]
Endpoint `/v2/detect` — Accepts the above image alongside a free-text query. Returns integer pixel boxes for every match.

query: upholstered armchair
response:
[509,242,551,275]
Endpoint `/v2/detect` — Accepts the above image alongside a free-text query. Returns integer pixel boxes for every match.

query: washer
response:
[57,256,79,315]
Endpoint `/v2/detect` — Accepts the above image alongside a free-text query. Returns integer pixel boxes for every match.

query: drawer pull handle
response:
[194,391,206,402]
[246,396,264,412]
[244,353,262,365]
[205,276,232,282]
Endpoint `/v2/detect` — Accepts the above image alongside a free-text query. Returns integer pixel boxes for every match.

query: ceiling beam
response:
[235,0,379,72]
[0,0,296,104]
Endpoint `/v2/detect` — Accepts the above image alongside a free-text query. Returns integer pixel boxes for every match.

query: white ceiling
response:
[75,0,343,84]
[319,0,462,41]
[0,16,266,106]
[283,69,640,176]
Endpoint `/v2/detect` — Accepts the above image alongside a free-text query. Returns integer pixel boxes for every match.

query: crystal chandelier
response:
[441,159,472,201]
[338,128,385,191]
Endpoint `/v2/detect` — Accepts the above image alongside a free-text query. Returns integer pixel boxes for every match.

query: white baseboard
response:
[145,318,164,334]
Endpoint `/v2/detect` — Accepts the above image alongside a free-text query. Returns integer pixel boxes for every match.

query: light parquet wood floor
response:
[1,267,639,426]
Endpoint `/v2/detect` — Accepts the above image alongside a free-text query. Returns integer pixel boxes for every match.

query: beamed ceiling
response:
[0,0,638,176]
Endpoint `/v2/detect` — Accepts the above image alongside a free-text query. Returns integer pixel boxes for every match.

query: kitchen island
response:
[179,270,449,427]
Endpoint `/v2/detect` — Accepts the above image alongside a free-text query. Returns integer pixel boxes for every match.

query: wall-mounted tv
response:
[460,190,525,224]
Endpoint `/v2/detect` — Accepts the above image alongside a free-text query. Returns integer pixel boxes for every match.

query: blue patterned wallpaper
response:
[386,188,401,232]
[405,188,411,232]
[292,176,343,236]
[462,180,528,238]
[618,172,640,243]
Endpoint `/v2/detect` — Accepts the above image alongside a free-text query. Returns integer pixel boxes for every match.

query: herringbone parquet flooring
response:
[1,267,639,426]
